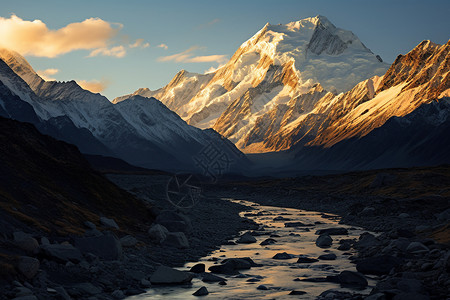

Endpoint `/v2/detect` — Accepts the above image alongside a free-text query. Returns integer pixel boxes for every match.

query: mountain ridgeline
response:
[0,16,449,175]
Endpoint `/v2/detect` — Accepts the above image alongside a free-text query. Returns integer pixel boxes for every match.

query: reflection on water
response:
[128,199,376,299]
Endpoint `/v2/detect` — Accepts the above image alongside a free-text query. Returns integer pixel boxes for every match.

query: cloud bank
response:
[77,79,109,93]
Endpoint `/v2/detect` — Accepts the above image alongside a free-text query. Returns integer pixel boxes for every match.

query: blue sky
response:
[1,0,449,100]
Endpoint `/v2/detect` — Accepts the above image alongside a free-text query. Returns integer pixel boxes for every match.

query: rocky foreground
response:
[212,165,450,299]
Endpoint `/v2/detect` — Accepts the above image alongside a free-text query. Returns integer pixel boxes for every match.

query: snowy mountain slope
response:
[115,16,388,147]
[242,39,449,153]
[0,49,248,172]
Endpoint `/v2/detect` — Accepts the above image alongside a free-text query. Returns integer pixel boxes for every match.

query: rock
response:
[14,286,33,297]
[365,293,386,300]
[13,232,39,253]
[318,253,337,260]
[397,278,424,293]
[127,270,145,281]
[150,266,194,284]
[17,256,40,280]
[222,257,259,267]
[209,258,252,274]
[54,286,71,300]
[315,235,332,248]
[315,227,349,235]
[201,272,226,282]
[257,285,269,290]
[260,238,277,246]
[360,206,376,216]
[289,290,307,295]
[148,224,169,244]
[111,290,125,299]
[338,242,351,251]
[41,244,83,263]
[193,286,208,296]
[74,233,122,260]
[140,279,151,288]
[406,242,429,254]
[100,217,119,229]
[155,211,192,233]
[356,255,403,275]
[398,213,410,219]
[120,235,138,247]
[297,256,319,263]
[163,232,189,248]
[272,252,293,259]
[436,208,450,222]
[84,221,96,230]
[84,229,103,237]
[236,232,256,244]
[392,293,430,300]
[337,271,368,289]
[73,282,102,295]
[40,237,50,246]
[354,232,379,249]
[284,222,313,227]
[12,296,37,300]
[125,288,146,296]
[189,263,205,273]
[219,281,227,285]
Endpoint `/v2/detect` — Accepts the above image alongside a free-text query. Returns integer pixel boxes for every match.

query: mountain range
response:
[0,16,449,175]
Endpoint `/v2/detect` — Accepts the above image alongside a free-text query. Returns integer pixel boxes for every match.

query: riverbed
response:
[128,198,376,299]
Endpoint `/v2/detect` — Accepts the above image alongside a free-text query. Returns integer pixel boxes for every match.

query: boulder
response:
[315,235,332,248]
[189,263,205,273]
[155,211,192,232]
[360,207,376,216]
[222,257,259,267]
[100,217,119,229]
[201,272,226,282]
[356,255,403,275]
[284,222,313,227]
[337,271,368,289]
[163,232,189,248]
[354,232,379,249]
[72,283,102,296]
[272,252,293,259]
[406,242,429,254]
[84,221,96,230]
[318,253,337,260]
[150,266,194,284]
[315,228,349,236]
[338,242,351,251]
[289,290,307,295]
[41,244,83,263]
[13,232,39,253]
[236,232,256,244]
[257,285,268,290]
[193,286,208,296]
[148,224,169,244]
[17,256,40,280]
[260,238,277,246]
[120,235,138,247]
[74,233,122,260]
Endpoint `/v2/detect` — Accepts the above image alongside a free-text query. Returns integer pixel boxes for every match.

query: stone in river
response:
[356,255,403,275]
[257,285,269,290]
[315,234,333,248]
[284,222,313,227]
[337,271,368,289]
[289,290,307,295]
[272,252,293,259]
[190,263,205,273]
[315,227,349,235]
[318,253,337,260]
[260,238,277,246]
[150,266,194,284]
[193,286,208,296]
[297,256,319,263]
[236,232,257,244]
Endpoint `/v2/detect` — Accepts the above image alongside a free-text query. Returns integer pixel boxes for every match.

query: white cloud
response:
[130,38,149,48]
[37,68,59,81]
[77,79,109,93]
[88,46,126,58]
[204,64,226,74]
[157,43,168,50]
[158,46,227,64]
[0,14,124,58]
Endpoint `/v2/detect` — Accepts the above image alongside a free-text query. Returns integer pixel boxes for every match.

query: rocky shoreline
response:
[0,174,257,300]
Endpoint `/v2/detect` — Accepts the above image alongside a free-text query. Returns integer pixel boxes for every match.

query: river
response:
[127,198,376,299]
